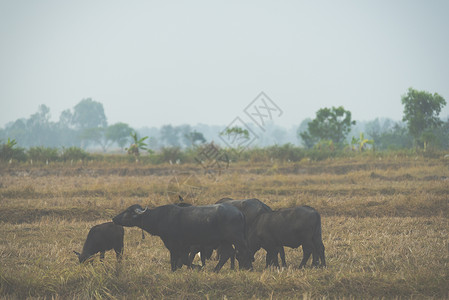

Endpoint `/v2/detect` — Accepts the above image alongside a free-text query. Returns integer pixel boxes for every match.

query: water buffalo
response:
[187,198,287,269]
[112,203,253,272]
[73,222,124,263]
[247,206,325,268]
[174,200,213,269]
[216,198,287,268]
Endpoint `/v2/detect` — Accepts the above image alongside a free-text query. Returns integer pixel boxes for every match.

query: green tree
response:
[401,88,446,149]
[365,118,394,142]
[72,98,107,129]
[220,126,250,141]
[433,118,449,149]
[106,122,133,151]
[58,109,73,129]
[184,130,206,147]
[26,104,55,146]
[57,109,79,147]
[79,127,110,152]
[220,126,251,151]
[160,125,180,147]
[5,119,28,146]
[297,118,315,148]
[300,106,355,147]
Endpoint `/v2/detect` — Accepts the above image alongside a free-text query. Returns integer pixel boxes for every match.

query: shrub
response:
[0,138,27,162]
[243,147,269,163]
[159,147,183,163]
[60,147,89,162]
[267,144,305,162]
[306,148,337,161]
[28,147,59,163]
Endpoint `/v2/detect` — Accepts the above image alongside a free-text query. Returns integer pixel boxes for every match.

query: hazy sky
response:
[1,0,448,129]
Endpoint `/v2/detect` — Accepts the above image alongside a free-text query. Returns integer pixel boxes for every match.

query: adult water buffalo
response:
[112,203,252,272]
[73,222,124,263]
[247,206,325,268]
[174,200,214,269]
[215,198,287,268]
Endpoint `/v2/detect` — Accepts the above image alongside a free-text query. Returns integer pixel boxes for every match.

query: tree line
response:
[1,88,448,162]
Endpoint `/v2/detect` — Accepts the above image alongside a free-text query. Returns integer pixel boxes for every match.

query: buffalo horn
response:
[135,206,148,214]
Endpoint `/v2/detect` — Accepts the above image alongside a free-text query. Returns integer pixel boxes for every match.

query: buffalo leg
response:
[319,244,326,267]
[312,250,320,267]
[229,248,236,270]
[188,250,199,267]
[188,245,205,268]
[310,241,324,267]
[177,257,184,269]
[213,243,232,272]
[170,252,176,271]
[299,242,313,268]
[200,250,207,267]
[170,251,181,271]
[171,251,189,271]
[199,247,213,267]
[188,247,207,269]
[186,254,202,270]
[265,250,280,268]
[216,245,224,263]
[201,247,213,267]
[265,251,274,268]
[278,246,287,268]
[313,240,326,267]
[181,251,192,269]
[217,245,235,270]
[115,247,123,262]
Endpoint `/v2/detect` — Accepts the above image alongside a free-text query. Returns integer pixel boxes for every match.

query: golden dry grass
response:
[0,155,448,299]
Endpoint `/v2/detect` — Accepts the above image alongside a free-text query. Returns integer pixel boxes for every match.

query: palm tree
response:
[351,133,374,151]
[126,132,148,162]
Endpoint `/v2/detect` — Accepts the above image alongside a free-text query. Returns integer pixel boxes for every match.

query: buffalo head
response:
[235,248,254,270]
[113,204,148,227]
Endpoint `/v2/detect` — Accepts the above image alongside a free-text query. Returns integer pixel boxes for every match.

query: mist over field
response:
[1,1,449,129]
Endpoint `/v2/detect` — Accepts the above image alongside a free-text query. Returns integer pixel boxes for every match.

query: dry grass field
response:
[0,155,448,299]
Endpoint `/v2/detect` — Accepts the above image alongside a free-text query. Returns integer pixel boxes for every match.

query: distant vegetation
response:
[1,88,448,158]
[1,142,448,167]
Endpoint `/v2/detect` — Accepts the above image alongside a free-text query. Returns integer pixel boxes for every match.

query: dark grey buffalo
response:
[174,200,213,269]
[215,198,287,268]
[112,203,253,272]
[74,222,124,263]
[247,206,325,268]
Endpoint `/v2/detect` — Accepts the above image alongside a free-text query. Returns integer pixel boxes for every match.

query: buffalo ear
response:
[73,251,81,257]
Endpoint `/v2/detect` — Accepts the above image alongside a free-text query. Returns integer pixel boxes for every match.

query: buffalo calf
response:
[74,222,124,263]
